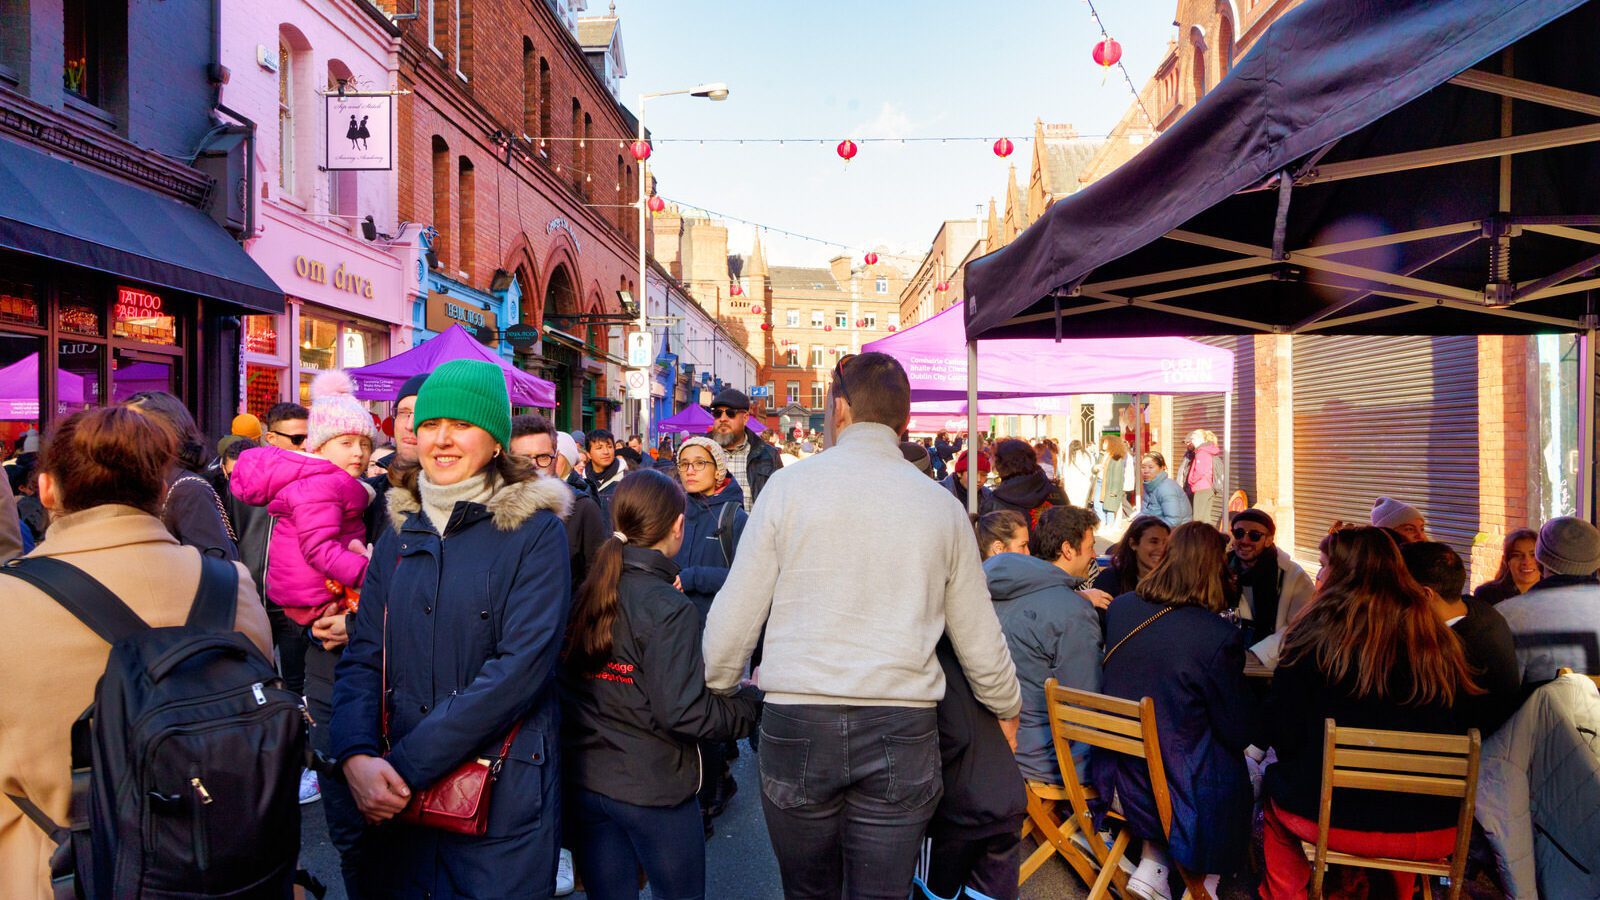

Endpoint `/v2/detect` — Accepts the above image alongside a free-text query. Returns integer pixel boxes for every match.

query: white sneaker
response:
[298,769,321,805]
[554,847,575,896]
[1127,854,1171,900]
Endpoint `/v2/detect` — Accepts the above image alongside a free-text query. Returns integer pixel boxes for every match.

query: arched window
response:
[430,136,450,268]
[1192,45,1206,102]
[569,98,582,191]
[458,156,476,277]
[276,25,311,196]
[521,38,537,137]
[1218,16,1235,77]
[538,59,552,146]
[583,113,594,199]
[615,155,626,232]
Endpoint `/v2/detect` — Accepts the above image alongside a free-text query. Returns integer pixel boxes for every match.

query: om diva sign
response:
[294,255,376,299]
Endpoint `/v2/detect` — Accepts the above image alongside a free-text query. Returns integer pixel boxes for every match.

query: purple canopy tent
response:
[348,324,556,408]
[657,405,714,434]
[0,353,85,419]
[864,301,1233,512]
[110,362,172,403]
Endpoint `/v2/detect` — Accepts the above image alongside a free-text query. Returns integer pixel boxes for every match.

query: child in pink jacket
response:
[231,370,375,627]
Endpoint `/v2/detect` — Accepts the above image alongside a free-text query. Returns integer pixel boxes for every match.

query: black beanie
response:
[1230,508,1275,533]
[396,372,430,404]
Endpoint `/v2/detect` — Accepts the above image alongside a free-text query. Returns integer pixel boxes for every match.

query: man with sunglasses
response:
[707,388,782,512]
[704,352,1020,899]
[262,401,311,450]
[1225,508,1316,669]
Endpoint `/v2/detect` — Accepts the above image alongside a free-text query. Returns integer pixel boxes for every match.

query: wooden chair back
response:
[1045,679,1174,838]
[1312,720,1482,900]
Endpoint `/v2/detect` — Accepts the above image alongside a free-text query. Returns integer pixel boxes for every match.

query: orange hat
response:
[230,413,263,441]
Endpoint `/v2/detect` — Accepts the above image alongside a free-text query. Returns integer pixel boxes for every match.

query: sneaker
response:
[554,848,575,897]
[298,769,321,805]
[1127,855,1171,900]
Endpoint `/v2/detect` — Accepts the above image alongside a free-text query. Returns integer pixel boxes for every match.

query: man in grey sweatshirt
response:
[703,352,1021,899]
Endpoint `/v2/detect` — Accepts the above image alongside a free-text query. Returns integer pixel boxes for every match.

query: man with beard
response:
[583,428,629,525]
[707,388,782,511]
[1225,508,1316,669]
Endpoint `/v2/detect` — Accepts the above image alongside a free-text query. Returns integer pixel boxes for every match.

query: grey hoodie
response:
[984,552,1104,783]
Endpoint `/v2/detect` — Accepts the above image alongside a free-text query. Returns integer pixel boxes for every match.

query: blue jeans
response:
[758,704,942,900]
[569,788,705,900]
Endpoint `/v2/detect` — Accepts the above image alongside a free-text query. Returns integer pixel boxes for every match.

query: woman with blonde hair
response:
[1259,527,1484,899]
[1090,522,1255,898]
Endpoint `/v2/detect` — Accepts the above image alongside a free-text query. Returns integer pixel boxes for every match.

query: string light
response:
[657,197,924,263]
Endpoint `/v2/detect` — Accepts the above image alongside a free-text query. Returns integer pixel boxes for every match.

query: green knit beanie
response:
[413,359,512,450]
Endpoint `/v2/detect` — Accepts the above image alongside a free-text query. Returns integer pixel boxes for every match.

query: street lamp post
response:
[635,82,728,446]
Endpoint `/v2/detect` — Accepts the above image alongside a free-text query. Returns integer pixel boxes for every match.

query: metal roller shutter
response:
[1291,335,1479,570]
[1171,335,1257,504]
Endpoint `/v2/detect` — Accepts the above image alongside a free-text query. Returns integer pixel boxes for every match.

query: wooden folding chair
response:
[1307,720,1482,900]
[1019,780,1098,887]
[1043,678,1212,900]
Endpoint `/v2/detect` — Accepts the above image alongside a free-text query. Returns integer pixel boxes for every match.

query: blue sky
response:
[620,0,1180,269]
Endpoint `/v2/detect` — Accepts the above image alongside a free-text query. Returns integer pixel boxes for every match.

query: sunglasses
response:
[709,407,744,419]
[833,353,857,403]
[1231,528,1269,542]
[271,430,308,446]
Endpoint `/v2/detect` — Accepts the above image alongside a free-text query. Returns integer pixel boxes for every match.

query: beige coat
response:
[0,505,272,900]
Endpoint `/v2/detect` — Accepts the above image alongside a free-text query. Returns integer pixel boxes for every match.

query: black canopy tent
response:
[964,0,1599,517]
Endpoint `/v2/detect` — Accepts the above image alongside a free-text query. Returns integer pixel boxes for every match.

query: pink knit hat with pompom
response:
[306,370,375,451]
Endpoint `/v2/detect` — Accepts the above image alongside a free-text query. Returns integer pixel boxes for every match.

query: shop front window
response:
[246,364,284,417]
[111,349,175,404]
[56,339,102,411]
[299,314,339,371]
[0,333,44,448]
[0,265,40,328]
[342,327,384,368]
[1530,334,1580,520]
[58,283,102,337]
[112,286,176,344]
[245,316,280,355]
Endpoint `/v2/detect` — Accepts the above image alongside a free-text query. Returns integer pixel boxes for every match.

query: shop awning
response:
[964,0,1598,339]
[0,138,284,313]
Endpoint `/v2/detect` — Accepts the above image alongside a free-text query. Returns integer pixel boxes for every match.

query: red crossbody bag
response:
[381,604,520,836]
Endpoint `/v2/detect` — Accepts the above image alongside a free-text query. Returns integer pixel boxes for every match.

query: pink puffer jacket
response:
[230,446,373,624]
[1187,442,1222,493]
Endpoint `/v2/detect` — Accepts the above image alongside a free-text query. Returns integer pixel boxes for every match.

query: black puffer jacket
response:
[990,469,1069,523]
[560,546,761,806]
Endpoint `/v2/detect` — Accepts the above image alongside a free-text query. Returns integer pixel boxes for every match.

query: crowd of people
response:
[0,349,1596,900]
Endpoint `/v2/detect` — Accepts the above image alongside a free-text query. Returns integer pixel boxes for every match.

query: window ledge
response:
[0,62,18,86]
[430,45,444,60]
[62,93,116,129]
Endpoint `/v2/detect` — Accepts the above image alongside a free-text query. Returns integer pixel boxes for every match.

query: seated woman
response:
[1472,527,1542,606]
[1090,522,1254,900]
[1260,527,1483,900]
[974,509,1030,561]
[1091,514,1171,598]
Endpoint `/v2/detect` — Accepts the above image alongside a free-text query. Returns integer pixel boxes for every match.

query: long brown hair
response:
[564,469,685,674]
[1280,527,1479,705]
[1490,527,1539,585]
[1112,515,1172,589]
[1135,521,1228,612]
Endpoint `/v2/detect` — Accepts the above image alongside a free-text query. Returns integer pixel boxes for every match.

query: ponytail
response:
[562,468,686,674]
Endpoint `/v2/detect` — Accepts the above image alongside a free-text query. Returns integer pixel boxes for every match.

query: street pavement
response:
[297,747,1093,899]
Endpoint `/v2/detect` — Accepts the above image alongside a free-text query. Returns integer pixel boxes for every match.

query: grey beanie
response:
[1534,516,1600,577]
[676,435,730,486]
[1371,496,1424,530]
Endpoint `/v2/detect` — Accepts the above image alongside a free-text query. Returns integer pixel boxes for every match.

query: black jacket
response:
[565,488,609,595]
[929,636,1026,840]
[1450,595,1522,736]
[990,469,1069,523]
[736,428,783,506]
[161,469,238,560]
[560,547,760,807]
[939,474,995,516]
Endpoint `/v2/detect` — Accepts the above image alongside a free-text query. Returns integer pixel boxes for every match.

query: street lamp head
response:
[691,82,730,101]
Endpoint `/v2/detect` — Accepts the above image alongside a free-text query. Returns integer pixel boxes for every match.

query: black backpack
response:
[2,555,305,899]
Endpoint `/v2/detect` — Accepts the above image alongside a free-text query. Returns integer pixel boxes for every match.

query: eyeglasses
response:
[271,430,308,446]
[1231,528,1269,542]
[679,459,715,473]
[527,453,557,468]
[396,410,415,425]
[709,407,743,419]
[833,353,857,403]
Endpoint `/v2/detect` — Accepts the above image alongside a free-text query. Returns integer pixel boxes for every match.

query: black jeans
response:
[758,704,942,900]
[267,604,311,695]
[305,641,371,899]
[570,788,705,900]
[924,831,1020,900]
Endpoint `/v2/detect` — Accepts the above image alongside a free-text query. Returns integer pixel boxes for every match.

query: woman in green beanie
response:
[332,358,575,899]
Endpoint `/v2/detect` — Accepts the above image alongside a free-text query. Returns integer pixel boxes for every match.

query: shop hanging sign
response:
[425,291,499,344]
[324,93,394,171]
[293,255,377,299]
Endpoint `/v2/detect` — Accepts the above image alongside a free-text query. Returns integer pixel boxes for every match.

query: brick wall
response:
[1472,334,1529,587]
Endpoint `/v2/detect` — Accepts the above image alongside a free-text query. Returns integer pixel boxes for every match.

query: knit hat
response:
[306,370,375,452]
[900,441,935,477]
[396,372,430,404]
[556,432,581,469]
[1371,496,1424,530]
[952,449,991,475]
[217,433,252,459]
[413,359,511,450]
[230,413,263,442]
[677,435,729,484]
[1230,508,1275,534]
[1534,516,1600,577]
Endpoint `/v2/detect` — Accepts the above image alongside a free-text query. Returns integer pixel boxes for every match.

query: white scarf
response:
[417,470,493,537]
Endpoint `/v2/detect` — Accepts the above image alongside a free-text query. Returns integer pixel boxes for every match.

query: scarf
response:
[417,469,493,537]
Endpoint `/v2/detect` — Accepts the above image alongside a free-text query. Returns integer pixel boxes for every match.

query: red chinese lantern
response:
[760,322,772,331]
[751,304,763,314]
[993,137,1014,158]
[1093,37,1122,69]
[836,139,858,162]
[646,195,665,213]
[630,140,652,161]
[824,324,833,332]
[381,416,395,437]
[887,325,897,332]
[864,251,879,266]
[937,281,951,292]
[731,283,744,296]
[855,319,865,328]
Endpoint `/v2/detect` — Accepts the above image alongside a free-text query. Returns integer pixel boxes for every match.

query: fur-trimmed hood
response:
[386,473,574,534]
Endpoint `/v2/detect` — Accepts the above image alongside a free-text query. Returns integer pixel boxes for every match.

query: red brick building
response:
[391,0,640,432]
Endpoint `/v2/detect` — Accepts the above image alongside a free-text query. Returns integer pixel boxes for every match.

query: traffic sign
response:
[627,333,653,367]
[748,385,771,398]
[626,369,649,400]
